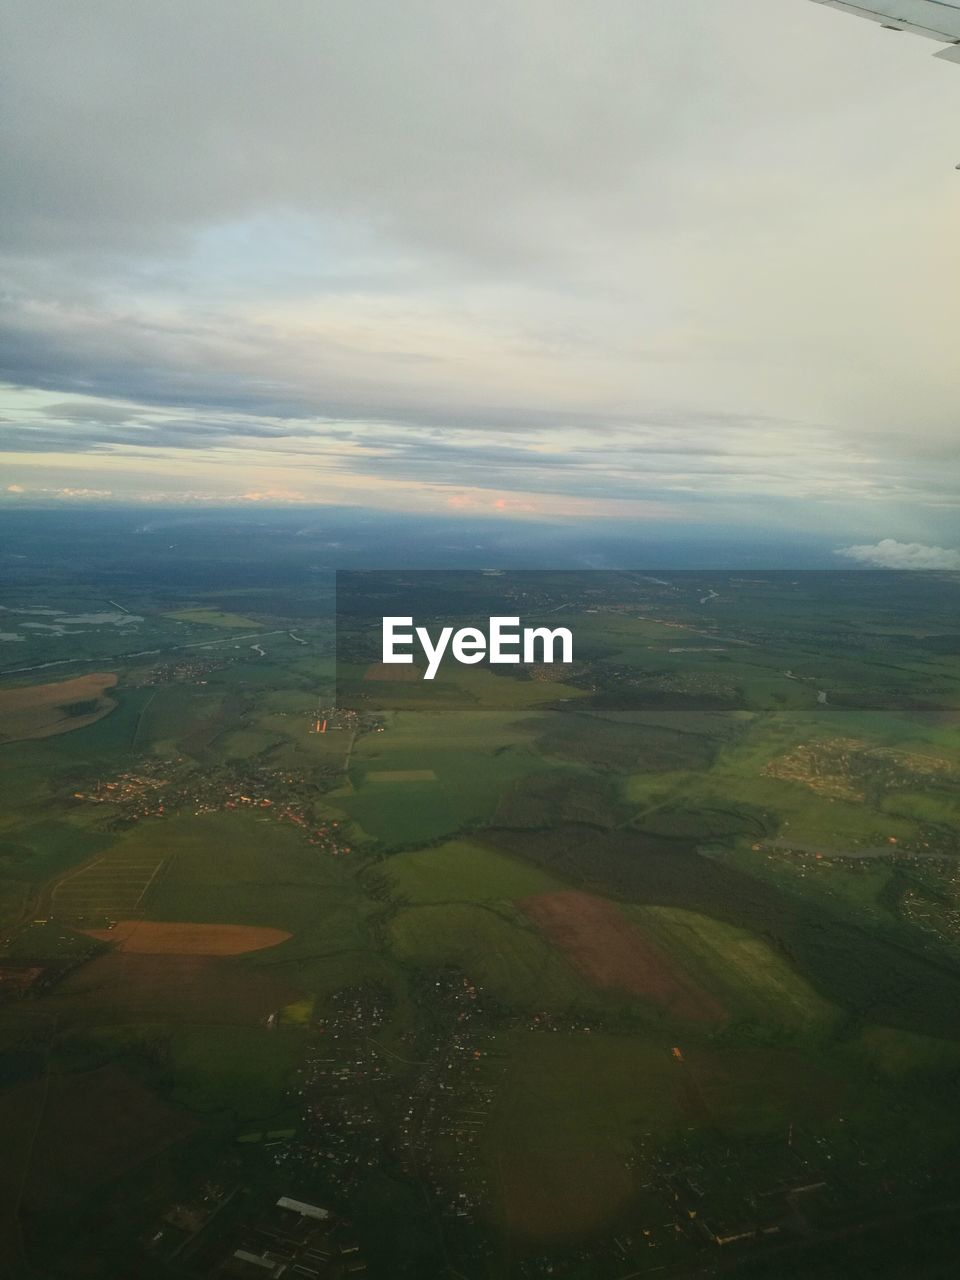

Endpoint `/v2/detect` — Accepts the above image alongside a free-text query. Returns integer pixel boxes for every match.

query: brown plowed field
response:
[80,920,291,954]
[520,890,726,1023]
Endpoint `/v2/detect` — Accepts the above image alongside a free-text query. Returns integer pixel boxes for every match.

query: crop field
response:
[128,683,242,755]
[382,839,564,904]
[163,608,261,627]
[533,707,725,774]
[44,952,298,1026]
[388,901,597,1010]
[488,824,960,1037]
[520,890,726,1022]
[884,788,960,825]
[0,672,118,743]
[630,905,838,1033]
[477,1028,853,1243]
[0,1061,197,1275]
[161,1025,302,1118]
[136,813,351,928]
[6,1065,195,1212]
[1,688,159,788]
[0,816,116,890]
[50,1021,303,1125]
[50,848,166,924]
[480,1039,641,1242]
[336,710,545,843]
[478,1031,686,1241]
[207,725,287,761]
[86,813,393,999]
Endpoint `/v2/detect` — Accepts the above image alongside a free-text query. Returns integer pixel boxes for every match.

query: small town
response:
[69,758,356,856]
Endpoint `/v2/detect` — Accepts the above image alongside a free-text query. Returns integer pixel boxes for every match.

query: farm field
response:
[50,844,167,924]
[628,905,839,1033]
[78,920,292,954]
[0,672,118,742]
[381,838,565,904]
[8,1065,195,1207]
[388,900,597,1010]
[476,1029,856,1243]
[333,709,546,843]
[162,608,262,628]
[42,951,299,1027]
[520,890,726,1022]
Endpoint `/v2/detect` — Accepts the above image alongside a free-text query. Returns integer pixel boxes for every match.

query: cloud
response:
[446,493,538,513]
[835,540,960,570]
[2,484,113,500]
[240,487,309,503]
[1,1,959,528]
[1,1,840,263]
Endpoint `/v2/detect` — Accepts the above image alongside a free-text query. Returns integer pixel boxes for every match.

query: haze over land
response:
[2,0,959,550]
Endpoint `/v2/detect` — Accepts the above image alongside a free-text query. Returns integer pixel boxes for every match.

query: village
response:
[68,705,384,855]
[256,966,940,1280]
[69,758,356,857]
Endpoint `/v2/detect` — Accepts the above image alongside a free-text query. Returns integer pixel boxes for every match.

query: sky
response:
[1,0,959,562]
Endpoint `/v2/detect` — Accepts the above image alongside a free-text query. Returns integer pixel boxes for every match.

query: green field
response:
[163,608,262,628]
[331,710,546,843]
[382,839,564,904]
[389,901,595,1010]
[630,905,839,1035]
[476,1028,856,1242]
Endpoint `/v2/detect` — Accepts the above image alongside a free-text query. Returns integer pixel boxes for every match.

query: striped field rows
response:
[51,854,166,924]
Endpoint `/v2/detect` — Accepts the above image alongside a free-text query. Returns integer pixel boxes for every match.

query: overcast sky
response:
[1,0,959,551]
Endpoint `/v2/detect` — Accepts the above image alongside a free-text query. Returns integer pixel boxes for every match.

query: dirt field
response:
[80,920,291,954]
[0,672,118,742]
[520,890,726,1023]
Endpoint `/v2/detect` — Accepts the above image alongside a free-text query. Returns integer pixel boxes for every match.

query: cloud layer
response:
[2,0,959,533]
[836,540,960,570]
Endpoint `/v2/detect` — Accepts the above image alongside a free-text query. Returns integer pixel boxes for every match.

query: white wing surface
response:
[810,1,960,62]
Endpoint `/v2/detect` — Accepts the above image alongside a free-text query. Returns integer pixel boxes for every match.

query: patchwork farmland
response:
[3,564,960,1278]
